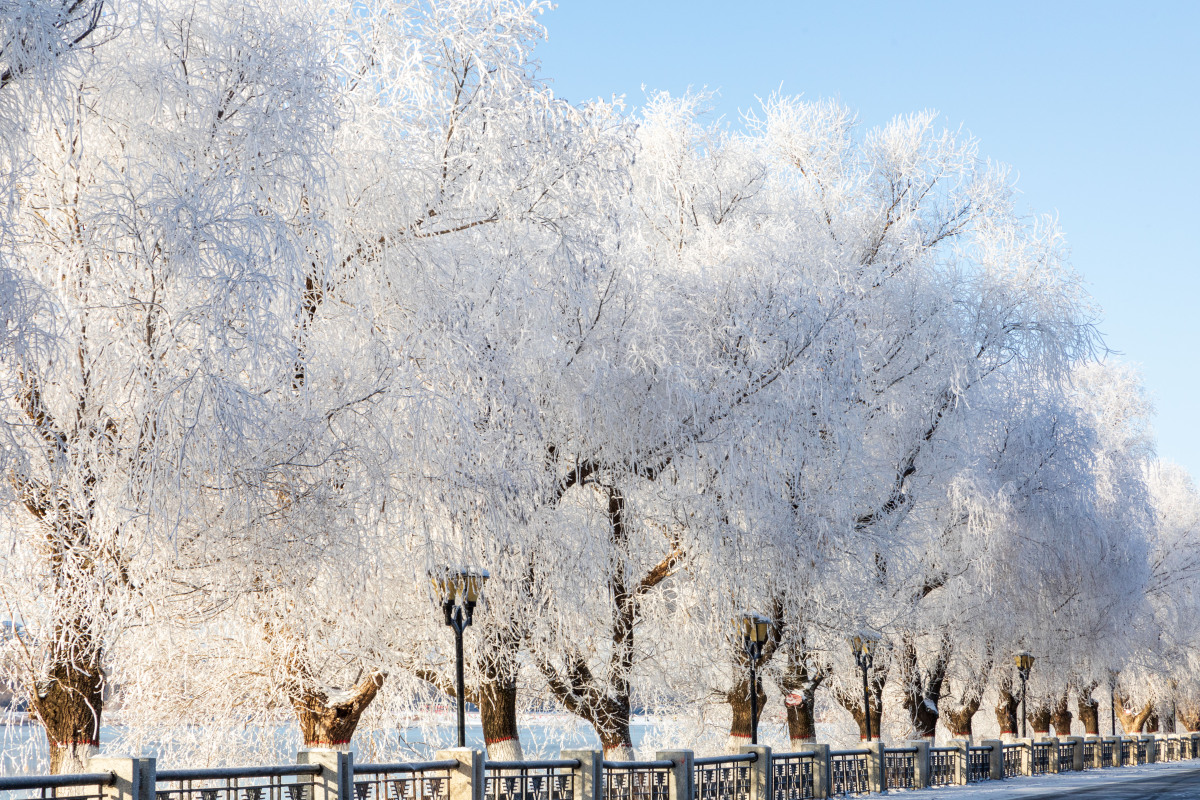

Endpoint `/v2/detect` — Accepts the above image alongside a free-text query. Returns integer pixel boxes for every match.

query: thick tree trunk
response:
[31,645,105,774]
[478,662,523,760]
[897,634,949,740]
[1050,691,1073,737]
[726,673,767,752]
[1145,711,1160,734]
[1077,683,1100,735]
[781,644,825,749]
[1115,693,1154,734]
[995,677,1019,741]
[1178,704,1200,732]
[1161,707,1177,734]
[834,662,886,741]
[1028,702,1051,736]
[290,672,385,748]
[943,698,982,738]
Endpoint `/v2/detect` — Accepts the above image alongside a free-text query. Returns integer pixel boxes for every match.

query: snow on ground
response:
[888,758,1200,799]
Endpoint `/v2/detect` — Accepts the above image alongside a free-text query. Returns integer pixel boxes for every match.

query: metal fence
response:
[601,760,672,800]
[1029,743,1050,776]
[1082,740,1097,769]
[928,747,955,787]
[483,760,578,800]
[827,750,868,797]
[1102,739,1114,765]
[1056,741,1073,771]
[966,745,991,783]
[0,772,115,800]
[156,765,321,800]
[1002,744,1023,778]
[882,748,914,791]
[693,754,753,800]
[1135,739,1148,765]
[1119,739,1133,766]
[770,753,815,800]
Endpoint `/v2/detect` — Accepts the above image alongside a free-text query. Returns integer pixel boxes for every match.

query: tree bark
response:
[1077,683,1100,735]
[994,676,1019,741]
[1050,691,1073,737]
[1028,701,1051,736]
[780,642,827,748]
[290,672,385,748]
[31,639,105,774]
[897,634,949,740]
[1114,692,1154,734]
[834,658,886,741]
[725,599,784,752]
[1178,704,1200,733]
[1145,710,1160,734]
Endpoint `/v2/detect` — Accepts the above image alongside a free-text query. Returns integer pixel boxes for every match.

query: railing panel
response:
[693,756,752,800]
[484,761,577,800]
[1119,740,1133,766]
[1135,740,1148,765]
[1082,741,1097,769]
[827,750,868,797]
[882,749,914,791]
[966,746,991,783]
[0,773,114,800]
[1029,743,1050,776]
[351,763,454,800]
[1101,740,1114,765]
[601,762,671,800]
[157,766,321,800]
[1001,744,1022,778]
[770,753,814,800]
[928,748,955,787]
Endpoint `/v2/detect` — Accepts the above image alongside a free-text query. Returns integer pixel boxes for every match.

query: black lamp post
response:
[432,567,489,748]
[1110,676,1117,736]
[736,613,771,745]
[850,634,880,741]
[1014,651,1035,739]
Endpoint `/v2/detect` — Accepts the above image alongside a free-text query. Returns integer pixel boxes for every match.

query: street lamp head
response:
[431,566,490,607]
[1013,651,1035,679]
[849,632,880,668]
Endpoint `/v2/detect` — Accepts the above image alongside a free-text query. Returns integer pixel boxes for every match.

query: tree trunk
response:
[995,676,1019,741]
[781,643,826,749]
[834,658,886,741]
[1050,691,1073,737]
[726,673,767,752]
[1077,683,1100,735]
[478,662,523,760]
[1145,710,1160,734]
[943,698,982,739]
[939,655,992,740]
[31,643,105,774]
[1161,706,1177,734]
[1028,701,1051,736]
[290,672,385,748]
[897,634,949,740]
[1114,693,1154,734]
[1178,704,1200,732]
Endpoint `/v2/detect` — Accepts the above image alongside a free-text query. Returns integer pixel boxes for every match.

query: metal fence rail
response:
[770,752,815,800]
[1119,739,1133,765]
[1056,741,1073,771]
[693,754,754,800]
[1102,739,1114,765]
[827,750,868,797]
[1029,743,1050,776]
[0,772,115,800]
[1083,740,1097,769]
[882,748,914,791]
[484,760,579,800]
[601,760,672,800]
[966,745,991,783]
[157,765,322,800]
[352,760,458,800]
[1135,739,1148,765]
[928,747,955,787]
[1002,744,1022,778]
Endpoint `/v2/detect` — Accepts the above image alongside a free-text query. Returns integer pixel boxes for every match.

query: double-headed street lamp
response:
[735,613,772,744]
[849,634,880,741]
[432,567,489,747]
[1014,651,1036,739]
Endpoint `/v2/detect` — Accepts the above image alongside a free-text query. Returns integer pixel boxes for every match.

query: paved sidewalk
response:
[890,759,1200,799]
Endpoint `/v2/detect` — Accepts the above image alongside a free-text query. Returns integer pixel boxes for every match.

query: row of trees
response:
[1,0,1197,773]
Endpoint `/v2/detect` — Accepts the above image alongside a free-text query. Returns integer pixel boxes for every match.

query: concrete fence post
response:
[1141,735,1156,764]
[864,742,886,795]
[562,750,602,800]
[1046,737,1060,774]
[739,746,771,800]
[809,744,830,799]
[947,740,968,785]
[1064,736,1084,771]
[656,750,693,800]
[435,748,483,800]
[906,741,930,788]
[87,756,155,800]
[299,750,353,800]
[981,740,1003,781]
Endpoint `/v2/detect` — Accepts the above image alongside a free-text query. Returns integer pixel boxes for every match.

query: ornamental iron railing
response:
[1029,743,1050,776]
[601,760,672,800]
[928,748,955,787]
[352,761,456,800]
[1101,739,1114,765]
[693,754,754,800]
[1119,740,1133,765]
[1056,741,1073,771]
[882,748,914,790]
[1082,740,1097,769]
[157,765,322,800]
[770,753,815,800]
[827,750,868,797]
[0,771,115,800]
[484,760,578,800]
[1135,740,1148,765]
[1002,744,1023,778]
[966,746,991,783]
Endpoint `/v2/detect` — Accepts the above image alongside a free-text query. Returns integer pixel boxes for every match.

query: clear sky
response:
[535,0,1200,479]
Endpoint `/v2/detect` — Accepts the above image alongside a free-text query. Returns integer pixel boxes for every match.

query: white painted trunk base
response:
[486,738,524,761]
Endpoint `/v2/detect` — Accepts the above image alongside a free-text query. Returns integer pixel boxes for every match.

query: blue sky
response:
[536,1,1200,479]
